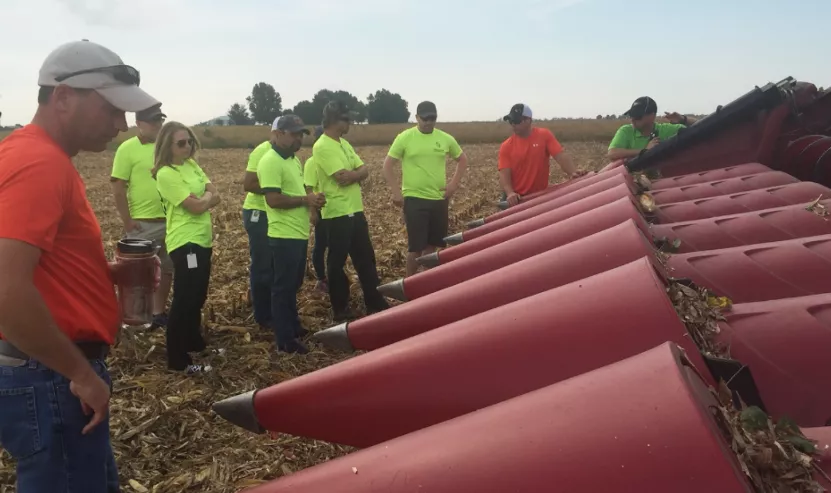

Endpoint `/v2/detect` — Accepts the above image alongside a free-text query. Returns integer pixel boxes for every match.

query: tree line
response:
[220,83,411,127]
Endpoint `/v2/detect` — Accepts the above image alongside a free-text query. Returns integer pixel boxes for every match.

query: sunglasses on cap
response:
[54,64,141,86]
[175,138,193,148]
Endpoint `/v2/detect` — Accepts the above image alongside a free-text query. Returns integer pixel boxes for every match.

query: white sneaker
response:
[184,364,212,375]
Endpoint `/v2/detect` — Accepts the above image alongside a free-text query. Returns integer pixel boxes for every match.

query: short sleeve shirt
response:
[258,148,310,240]
[312,135,364,219]
[387,126,463,200]
[608,123,686,150]
[110,136,165,219]
[303,156,320,193]
[497,127,564,196]
[242,140,272,212]
[0,125,120,343]
[156,159,213,252]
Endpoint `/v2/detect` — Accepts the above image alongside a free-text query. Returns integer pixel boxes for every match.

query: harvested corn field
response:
[0,141,610,493]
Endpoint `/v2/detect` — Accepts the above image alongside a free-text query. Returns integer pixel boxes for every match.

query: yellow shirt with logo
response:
[156,159,213,252]
[388,126,463,200]
[243,140,272,211]
[258,149,310,240]
[111,136,165,219]
[313,135,364,220]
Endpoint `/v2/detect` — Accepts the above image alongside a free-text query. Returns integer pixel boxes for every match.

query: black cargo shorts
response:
[403,197,449,253]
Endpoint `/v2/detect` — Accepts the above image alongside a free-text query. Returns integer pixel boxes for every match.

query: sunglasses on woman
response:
[175,138,193,148]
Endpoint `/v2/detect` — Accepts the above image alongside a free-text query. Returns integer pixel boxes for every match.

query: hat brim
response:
[417,113,437,119]
[96,85,160,113]
[282,126,310,135]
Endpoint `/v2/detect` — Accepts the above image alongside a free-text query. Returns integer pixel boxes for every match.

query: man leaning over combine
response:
[607,96,699,162]
[111,103,172,330]
[498,103,583,207]
[382,101,468,277]
[0,39,160,492]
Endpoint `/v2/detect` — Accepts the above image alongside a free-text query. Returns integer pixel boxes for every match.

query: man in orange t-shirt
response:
[0,40,159,492]
[498,103,583,207]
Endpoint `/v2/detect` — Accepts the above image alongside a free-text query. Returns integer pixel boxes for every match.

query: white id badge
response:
[187,253,198,269]
[251,210,261,223]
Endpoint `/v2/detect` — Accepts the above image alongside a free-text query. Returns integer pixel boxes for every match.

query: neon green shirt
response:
[608,123,686,150]
[156,159,213,252]
[110,136,165,219]
[388,126,463,200]
[242,140,272,211]
[258,149,310,240]
[303,156,320,193]
[313,134,364,220]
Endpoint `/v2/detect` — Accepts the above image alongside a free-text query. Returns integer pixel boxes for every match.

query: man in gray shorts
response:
[110,104,173,328]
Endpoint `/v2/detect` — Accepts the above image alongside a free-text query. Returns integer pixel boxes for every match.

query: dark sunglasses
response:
[338,115,352,122]
[54,64,141,86]
[175,138,193,148]
[420,115,437,122]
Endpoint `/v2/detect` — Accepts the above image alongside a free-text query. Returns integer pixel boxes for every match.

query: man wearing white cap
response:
[499,103,583,207]
[0,39,159,492]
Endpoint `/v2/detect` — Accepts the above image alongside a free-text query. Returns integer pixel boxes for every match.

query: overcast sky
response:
[1,0,829,126]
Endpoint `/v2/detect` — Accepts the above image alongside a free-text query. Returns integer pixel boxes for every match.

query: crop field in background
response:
[0,136,613,492]
[0,118,625,149]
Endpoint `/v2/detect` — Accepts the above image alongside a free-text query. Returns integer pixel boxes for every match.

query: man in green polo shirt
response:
[313,100,390,322]
[382,101,468,277]
[241,117,282,331]
[258,114,326,354]
[607,96,699,162]
[110,103,171,329]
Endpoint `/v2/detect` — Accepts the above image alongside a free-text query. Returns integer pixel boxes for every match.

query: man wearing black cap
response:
[607,96,698,161]
[258,115,326,354]
[499,103,582,207]
[382,101,468,277]
[0,39,159,492]
[111,103,172,330]
[313,100,390,321]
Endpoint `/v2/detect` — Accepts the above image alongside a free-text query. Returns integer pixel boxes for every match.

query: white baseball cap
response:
[38,39,159,113]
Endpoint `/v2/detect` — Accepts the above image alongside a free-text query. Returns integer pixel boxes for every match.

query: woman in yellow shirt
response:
[153,122,221,375]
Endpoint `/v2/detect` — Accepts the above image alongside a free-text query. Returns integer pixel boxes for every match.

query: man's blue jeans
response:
[0,358,119,492]
[269,238,308,347]
[243,208,273,327]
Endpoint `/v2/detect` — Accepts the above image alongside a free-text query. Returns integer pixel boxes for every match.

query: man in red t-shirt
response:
[498,103,583,207]
[0,40,159,492]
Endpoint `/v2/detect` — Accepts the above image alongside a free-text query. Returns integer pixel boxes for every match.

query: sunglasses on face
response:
[54,64,141,86]
[420,115,437,122]
[175,138,193,148]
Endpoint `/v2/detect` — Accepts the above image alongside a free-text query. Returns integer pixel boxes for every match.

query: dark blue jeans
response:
[269,238,308,346]
[0,358,119,492]
[243,208,272,326]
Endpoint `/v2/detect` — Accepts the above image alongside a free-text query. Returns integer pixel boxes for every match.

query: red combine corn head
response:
[215,77,831,492]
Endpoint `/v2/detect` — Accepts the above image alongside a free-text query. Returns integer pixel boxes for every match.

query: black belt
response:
[0,340,109,361]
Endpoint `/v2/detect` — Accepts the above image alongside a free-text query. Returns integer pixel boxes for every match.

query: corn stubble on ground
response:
[0,142,608,493]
